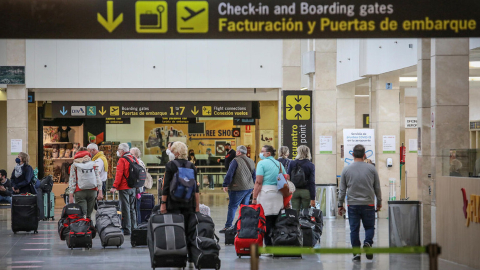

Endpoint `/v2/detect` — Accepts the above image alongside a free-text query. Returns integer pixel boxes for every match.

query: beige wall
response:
[437,176,480,269]
[355,97,369,129]
[0,100,6,170]
[258,101,278,159]
[28,103,38,169]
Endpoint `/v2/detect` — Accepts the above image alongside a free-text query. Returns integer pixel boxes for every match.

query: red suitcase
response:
[234,204,266,258]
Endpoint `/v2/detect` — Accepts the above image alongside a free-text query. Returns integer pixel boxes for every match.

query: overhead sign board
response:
[282,90,313,159]
[233,118,256,125]
[106,118,131,124]
[0,0,479,39]
[52,101,252,118]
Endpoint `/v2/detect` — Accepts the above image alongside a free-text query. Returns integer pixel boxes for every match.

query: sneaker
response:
[363,242,373,260]
[352,254,361,261]
[219,228,227,233]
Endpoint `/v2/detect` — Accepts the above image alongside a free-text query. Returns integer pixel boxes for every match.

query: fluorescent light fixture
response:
[399,77,418,82]
[469,61,480,68]
[470,77,480,81]
[355,95,369,97]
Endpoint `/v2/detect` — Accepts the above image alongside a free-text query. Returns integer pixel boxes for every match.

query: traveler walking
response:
[0,170,13,204]
[287,145,316,211]
[159,141,200,222]
[68,150,103,218]
[110,143,137,235]
[87,143,108,197]
[251,145,286,246]
[11,152,36,194]
[219,145,256,233]
[277,146,292,171]
[130,147,153,190]
[338,144,382,261]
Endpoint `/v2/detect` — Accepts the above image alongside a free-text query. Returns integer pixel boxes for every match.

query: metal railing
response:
[249,244,441,270]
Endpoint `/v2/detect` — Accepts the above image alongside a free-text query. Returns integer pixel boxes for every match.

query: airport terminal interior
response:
[1,2,480,270]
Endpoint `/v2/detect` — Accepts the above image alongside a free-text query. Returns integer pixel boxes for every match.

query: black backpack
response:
[290,163,307,188]
[271,208,302,246]
[122,156,147,188]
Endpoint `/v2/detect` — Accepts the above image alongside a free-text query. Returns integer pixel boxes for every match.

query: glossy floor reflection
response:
[0,191,476,270]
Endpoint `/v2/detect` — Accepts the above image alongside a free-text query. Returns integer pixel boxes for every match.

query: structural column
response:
[313,39,337,184]
[430,38,470,243]
[416,38,432,244]
[371,72,401,218]
[336,83,355,176]
[6,40,28,172]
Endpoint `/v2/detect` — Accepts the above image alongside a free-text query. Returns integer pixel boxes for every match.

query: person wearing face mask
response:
[219,143,236,170]
[110,143,137,235]
[251,145,286,246]
[166,142,176,162]
[87,143,108,197]
[11,152,36,194]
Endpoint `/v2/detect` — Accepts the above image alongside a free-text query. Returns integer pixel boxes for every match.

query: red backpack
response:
[234,204,266,257]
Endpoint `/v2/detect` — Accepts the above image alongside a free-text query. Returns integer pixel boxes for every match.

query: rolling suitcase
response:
[271,209,302,258]
[11,194,39,234]
[234,205,266,258]
[137,193,155,224]
[97,199,120,211]
[224,225,236,245]
[43,191,55,221]
[66,218,93,249]
[131,222,148,247]
[147,213,188,269]
[187,213,221,270]
[96,205,124,248]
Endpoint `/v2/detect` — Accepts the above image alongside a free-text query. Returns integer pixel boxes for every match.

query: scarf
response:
[14,164,24,178]
[92,151,109,172]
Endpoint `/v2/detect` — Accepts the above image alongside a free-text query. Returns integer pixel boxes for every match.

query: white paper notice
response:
[409,139,418,153]
[11,139,22,155]
[319,136,333,154]
[382,135,396,153]
[244,133,253,145]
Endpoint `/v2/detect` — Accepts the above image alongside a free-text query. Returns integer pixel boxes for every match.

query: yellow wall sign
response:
[462,188,480,227]
[177,1,209,33]
[135,1,168,33]
[285,95,311,120]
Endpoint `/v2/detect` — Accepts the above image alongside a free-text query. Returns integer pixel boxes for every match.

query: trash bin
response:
[315,184,337,218]
[388,201,421,247]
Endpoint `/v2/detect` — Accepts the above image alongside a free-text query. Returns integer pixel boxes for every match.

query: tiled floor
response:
[0,191,476,270]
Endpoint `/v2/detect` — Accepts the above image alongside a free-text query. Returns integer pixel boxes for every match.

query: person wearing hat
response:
[219,145,255,233]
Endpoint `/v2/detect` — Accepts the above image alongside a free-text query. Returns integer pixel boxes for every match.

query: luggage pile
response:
[57,203,96,249]
[96,202,124,248]
[187,213,221,270]
[234,204,266,258]
[271,208,303,253]
[299,208,323,247]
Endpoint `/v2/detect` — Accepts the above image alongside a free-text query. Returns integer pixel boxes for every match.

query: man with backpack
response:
[87,143,108,197]
[219,145,256,233]
[110,143,138,235]
[68,150,103,218]
[287,145,316,211]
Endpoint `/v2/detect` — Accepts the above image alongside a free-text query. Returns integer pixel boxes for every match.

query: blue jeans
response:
[0,195,11,204]
[225,189,252,228]
[348,205,376,247]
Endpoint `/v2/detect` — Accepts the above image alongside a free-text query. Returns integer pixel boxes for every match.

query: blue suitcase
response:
[43,192,55,221]
[137,193,155,224]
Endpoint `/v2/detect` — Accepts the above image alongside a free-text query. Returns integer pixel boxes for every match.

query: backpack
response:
[122,155,146,188]
[271,208,302,246]
[39,175,54,193]
[290,163,307,188]
[170,160,196,202]
[234,204,266,255]
[75,162,97,190]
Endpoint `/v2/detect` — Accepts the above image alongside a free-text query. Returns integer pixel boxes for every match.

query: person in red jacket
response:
[110,143,137,235]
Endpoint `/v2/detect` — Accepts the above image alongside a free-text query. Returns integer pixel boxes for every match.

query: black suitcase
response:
[131,222,148,247]
[147,213,188,269]
[137,193,155,224]
[300,223,315,247]
[271,209,302,248]
[224,223,236,245]
[11,195,39,234]
[187,213,221,270]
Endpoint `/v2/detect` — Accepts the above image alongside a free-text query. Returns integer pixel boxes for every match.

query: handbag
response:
[270,160,290,197]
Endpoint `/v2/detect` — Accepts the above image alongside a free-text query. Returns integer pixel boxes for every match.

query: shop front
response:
[36,99,278,196]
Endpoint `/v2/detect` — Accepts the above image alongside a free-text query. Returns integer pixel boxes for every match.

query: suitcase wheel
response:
[237,254,241,258]
[13,231,17,234]
[131,242,136,247]
[52,217,55,221]
[117,246,119,248]
[34,230,38,234]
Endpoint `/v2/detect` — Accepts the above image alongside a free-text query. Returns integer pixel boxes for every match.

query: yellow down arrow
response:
[99,106,107,116]
[191,106,199,116]
[97,1,123,33]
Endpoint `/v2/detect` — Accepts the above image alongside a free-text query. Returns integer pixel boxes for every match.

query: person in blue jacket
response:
[287,145,316,211]
[11,152,35,194]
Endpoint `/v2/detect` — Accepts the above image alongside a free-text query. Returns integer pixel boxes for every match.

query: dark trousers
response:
[348,205,376,247]
[102,181,106,197]
[264,215,278,246]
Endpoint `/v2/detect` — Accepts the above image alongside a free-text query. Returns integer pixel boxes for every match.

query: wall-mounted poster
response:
[260,130,274,147]
[343,129,375,166]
